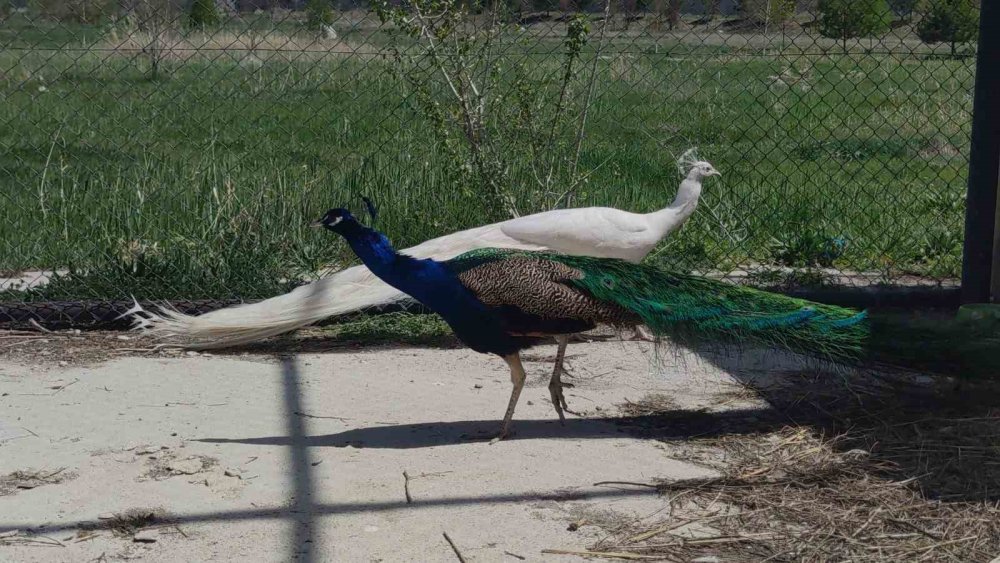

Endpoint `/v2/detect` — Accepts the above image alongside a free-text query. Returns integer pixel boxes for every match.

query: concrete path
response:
[0,339,767,562]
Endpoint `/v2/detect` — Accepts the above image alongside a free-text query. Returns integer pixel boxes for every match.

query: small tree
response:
[740,0,797,29]
[126,0,180,80]
[306,0,334,29]
[374,0,599,216]
[704,0,720,18]
[666,0,682,29]
[651,0,682,29]
[917,0,979,57]
[188,0,220,28]
[887,0,918,21]
[818,0,892,52]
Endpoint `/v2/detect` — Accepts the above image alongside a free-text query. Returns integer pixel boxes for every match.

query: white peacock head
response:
[676,148,720,180]
[690,161,720,179]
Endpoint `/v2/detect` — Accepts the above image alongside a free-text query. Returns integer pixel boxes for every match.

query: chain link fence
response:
[0,0,983,318]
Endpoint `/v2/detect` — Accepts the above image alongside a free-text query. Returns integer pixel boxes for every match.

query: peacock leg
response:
[548,335,575,424]
[491,353,527,444]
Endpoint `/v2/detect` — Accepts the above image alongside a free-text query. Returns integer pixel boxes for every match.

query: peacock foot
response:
[489,425,513,445]
[460,428,511,444]
[547,380,577,424]
[630,325,656,342]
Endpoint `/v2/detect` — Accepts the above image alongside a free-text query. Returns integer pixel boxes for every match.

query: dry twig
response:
[403,471,413,504]
[442,531,467,563]
[541,548,664,560]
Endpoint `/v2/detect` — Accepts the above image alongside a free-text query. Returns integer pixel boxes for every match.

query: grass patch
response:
[0,15,974,301]
[315,312,453,346]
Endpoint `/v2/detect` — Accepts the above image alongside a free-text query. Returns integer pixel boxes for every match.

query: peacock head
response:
[676,148,720,182]
[310,208,357,233]
[688,161,721,181]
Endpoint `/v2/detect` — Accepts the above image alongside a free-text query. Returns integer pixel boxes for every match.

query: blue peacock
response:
[313,208,869,442]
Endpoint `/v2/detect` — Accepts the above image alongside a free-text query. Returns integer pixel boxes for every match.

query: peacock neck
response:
[332,218,523,357]
[647,175,702,237]
[338,221,399,277]
[333,219,477,315]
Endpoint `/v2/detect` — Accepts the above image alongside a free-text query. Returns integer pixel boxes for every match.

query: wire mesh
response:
[0,0,981,314]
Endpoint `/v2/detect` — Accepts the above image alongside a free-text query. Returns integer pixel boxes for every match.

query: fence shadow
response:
[278,355,317,562]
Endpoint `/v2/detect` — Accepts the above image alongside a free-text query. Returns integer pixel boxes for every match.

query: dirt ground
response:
[0,333,751,562]
[1,332,998,562]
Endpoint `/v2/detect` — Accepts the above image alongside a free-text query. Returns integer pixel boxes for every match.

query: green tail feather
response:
[452,249,869,363]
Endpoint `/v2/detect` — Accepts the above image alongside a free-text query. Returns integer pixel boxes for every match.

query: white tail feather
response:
[139,266,405,348]
[140,224,547,348]
[119,295,155,331]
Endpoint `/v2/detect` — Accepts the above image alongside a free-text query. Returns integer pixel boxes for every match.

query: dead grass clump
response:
[619,366,1000,501]
[618,394,680,417]
[755,371,1000,501]
[585,427,1000,562]
[89,507,168,537]
[584,370,1000,560]
[0,467,75,496]
[142,453,218,481]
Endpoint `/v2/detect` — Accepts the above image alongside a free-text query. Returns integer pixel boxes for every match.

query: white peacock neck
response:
[646,169,704,238]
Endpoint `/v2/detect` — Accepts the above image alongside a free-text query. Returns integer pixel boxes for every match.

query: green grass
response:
[0,14,975,302]
[315,312,454,346]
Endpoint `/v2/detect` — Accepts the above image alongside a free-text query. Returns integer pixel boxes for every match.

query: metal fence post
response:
[962,0,1000,304]
[992,170,1000,303]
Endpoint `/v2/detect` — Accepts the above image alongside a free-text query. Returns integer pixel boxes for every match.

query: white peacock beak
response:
[309,220,325,228]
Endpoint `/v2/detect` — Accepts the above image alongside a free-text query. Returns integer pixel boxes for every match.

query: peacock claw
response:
[630,325,656,342]
[548,380,576,424]
[459,429,510,444]
[490,427,512,444]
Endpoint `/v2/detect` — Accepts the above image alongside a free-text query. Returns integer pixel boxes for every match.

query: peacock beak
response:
[309,220,325,228]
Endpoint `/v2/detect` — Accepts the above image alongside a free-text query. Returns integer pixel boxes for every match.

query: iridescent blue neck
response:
[330,219,461,310]
[334,219,399,278]
[329,217,524,357]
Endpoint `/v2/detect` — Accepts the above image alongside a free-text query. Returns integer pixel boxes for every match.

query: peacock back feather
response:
[448,248,869,363]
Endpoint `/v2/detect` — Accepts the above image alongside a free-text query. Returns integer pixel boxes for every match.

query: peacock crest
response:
[676,147,702,177]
